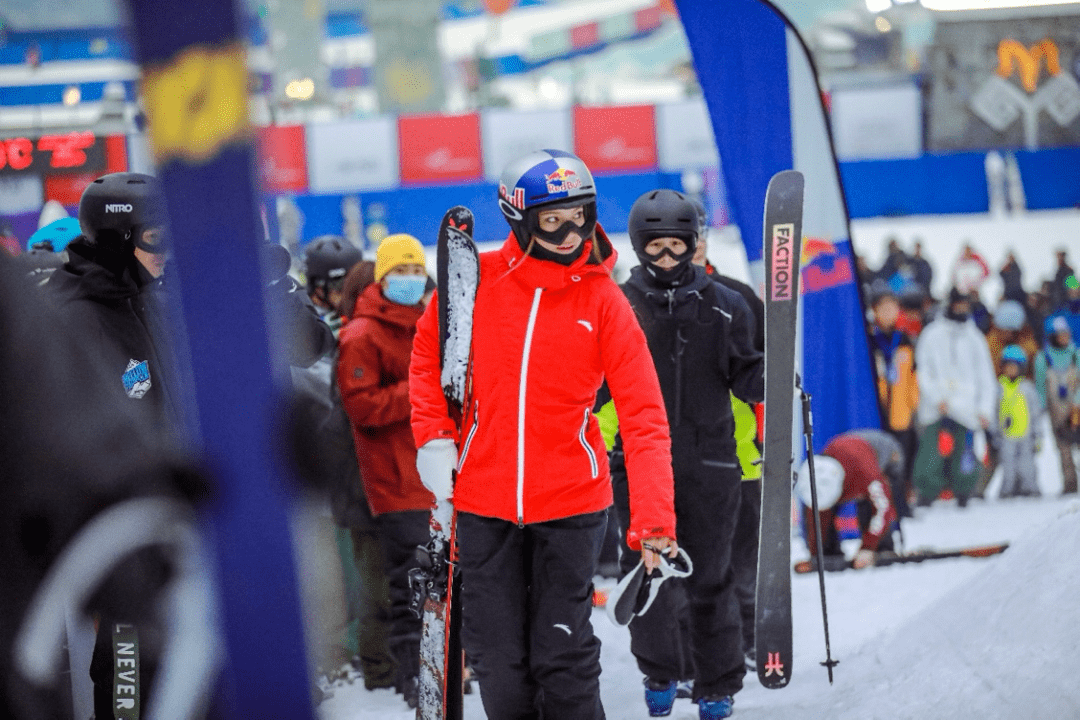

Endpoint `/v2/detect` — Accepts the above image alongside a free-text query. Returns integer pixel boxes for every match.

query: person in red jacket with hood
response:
[337,233,433,708]
[410,149,677,719]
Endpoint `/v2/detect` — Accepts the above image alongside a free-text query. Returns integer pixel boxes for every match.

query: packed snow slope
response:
[319,495,1080,720]
[758,500,1080,720]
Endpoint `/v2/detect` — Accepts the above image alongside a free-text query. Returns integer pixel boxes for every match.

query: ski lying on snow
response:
[793,542,1010,574]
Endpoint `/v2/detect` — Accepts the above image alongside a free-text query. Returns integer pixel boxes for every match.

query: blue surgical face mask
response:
[383,274,427,306]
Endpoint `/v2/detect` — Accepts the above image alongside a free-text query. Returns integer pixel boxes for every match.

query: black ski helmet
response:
[78,172,169,253]
[303,235,362,297]
[627,189,700,257]
[628,189,700,287]
[498,149,597,252]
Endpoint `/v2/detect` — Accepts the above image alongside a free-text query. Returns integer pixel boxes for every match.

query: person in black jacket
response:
[47,173,183,434]
[690,203,765,672]
[611,189,763,720]
[45,172,188,720]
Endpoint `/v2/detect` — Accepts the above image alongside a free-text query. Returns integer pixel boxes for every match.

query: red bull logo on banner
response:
[545,167,582,194]
[801,237,854,295]
[770,222,795,301]
[499,183,525,210]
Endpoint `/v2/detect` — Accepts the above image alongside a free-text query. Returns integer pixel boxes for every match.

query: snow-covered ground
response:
[319,420,1080,720]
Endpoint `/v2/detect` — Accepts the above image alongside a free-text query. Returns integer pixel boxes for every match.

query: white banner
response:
[306,118,399,193]
[481,108,572,181]
[656,99,718,171]
[830,84,922,161]
[126,133,156,174]
[0,175,43,214]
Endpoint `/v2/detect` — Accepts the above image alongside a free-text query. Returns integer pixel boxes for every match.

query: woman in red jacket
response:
[410,149,677,719]
[337,233,432,708]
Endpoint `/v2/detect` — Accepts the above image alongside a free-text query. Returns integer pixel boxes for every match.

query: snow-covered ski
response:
[755,169,804,690]
[794,542,1010,573]
[409,206,478,720]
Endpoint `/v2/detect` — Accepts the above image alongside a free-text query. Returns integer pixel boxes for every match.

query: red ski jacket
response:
[338,283,434,516]
[409,228,675,550]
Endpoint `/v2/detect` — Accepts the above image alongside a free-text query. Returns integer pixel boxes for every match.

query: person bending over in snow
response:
[797,431,899,570]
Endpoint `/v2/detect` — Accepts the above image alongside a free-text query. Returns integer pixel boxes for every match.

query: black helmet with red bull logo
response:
[497,149,597,253]
[78,172,169,254]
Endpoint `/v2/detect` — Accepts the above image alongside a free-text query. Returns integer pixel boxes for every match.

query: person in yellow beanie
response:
[336,232,431,708]
[374,233,428,306]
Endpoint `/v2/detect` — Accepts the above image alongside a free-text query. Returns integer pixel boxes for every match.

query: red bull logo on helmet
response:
[499,183,525,210]
[545,167,582,195]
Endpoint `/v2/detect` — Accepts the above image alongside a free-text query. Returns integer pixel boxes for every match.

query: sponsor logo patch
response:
[122,359,151,399]
[545,167,581,194]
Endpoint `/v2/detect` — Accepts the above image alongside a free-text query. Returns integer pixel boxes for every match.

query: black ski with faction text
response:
[409,206,478,720]
[755,170,805,690]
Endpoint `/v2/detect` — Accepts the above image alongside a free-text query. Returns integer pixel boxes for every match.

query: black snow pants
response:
[457,510,607,720]
[612,451,745,700]
[372,510,430,683]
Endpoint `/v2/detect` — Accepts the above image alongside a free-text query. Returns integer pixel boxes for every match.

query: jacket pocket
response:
[578,408,599,479]
[456,402,480,474]
[701,459,739,469]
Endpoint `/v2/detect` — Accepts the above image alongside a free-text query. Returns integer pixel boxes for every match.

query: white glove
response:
[416,438,458,502]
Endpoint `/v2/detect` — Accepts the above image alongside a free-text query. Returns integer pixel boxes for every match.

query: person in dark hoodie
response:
[43,172,192,719]
[612,189,763,719]
[47,172,182,433]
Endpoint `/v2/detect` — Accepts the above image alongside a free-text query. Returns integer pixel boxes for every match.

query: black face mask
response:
[527,237,586,266]
[520,202,596,265]
[636,241,696,288]
[526,203,597,246]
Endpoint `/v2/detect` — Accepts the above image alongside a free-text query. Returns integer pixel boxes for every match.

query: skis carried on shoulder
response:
[408,206,478,720]
[793,542,1010,574]
[755,170,804,690]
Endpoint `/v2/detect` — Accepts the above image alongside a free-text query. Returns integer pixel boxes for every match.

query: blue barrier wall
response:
[839,146,1080,218]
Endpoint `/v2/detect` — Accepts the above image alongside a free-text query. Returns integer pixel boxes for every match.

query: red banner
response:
[257,125,308,193]
[398,113,482,184]
[573,105,657,173]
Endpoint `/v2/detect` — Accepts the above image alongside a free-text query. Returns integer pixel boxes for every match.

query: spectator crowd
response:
[858,237,1080,513]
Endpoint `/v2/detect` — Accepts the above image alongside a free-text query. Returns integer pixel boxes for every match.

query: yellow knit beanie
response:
[374,233,426,282]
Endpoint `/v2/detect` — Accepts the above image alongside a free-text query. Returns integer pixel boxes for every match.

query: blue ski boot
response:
[697,694,734,719]
[644,678,678,717]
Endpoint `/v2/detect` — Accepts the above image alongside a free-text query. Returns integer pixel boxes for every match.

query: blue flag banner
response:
[677,0,881,450]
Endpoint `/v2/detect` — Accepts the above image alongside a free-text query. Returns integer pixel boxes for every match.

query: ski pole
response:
[797,376,839,683]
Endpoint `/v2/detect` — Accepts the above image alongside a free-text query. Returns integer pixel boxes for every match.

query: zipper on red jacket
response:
[456,401,480,474]
[578,407,598,478]
[517,287,543,527]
